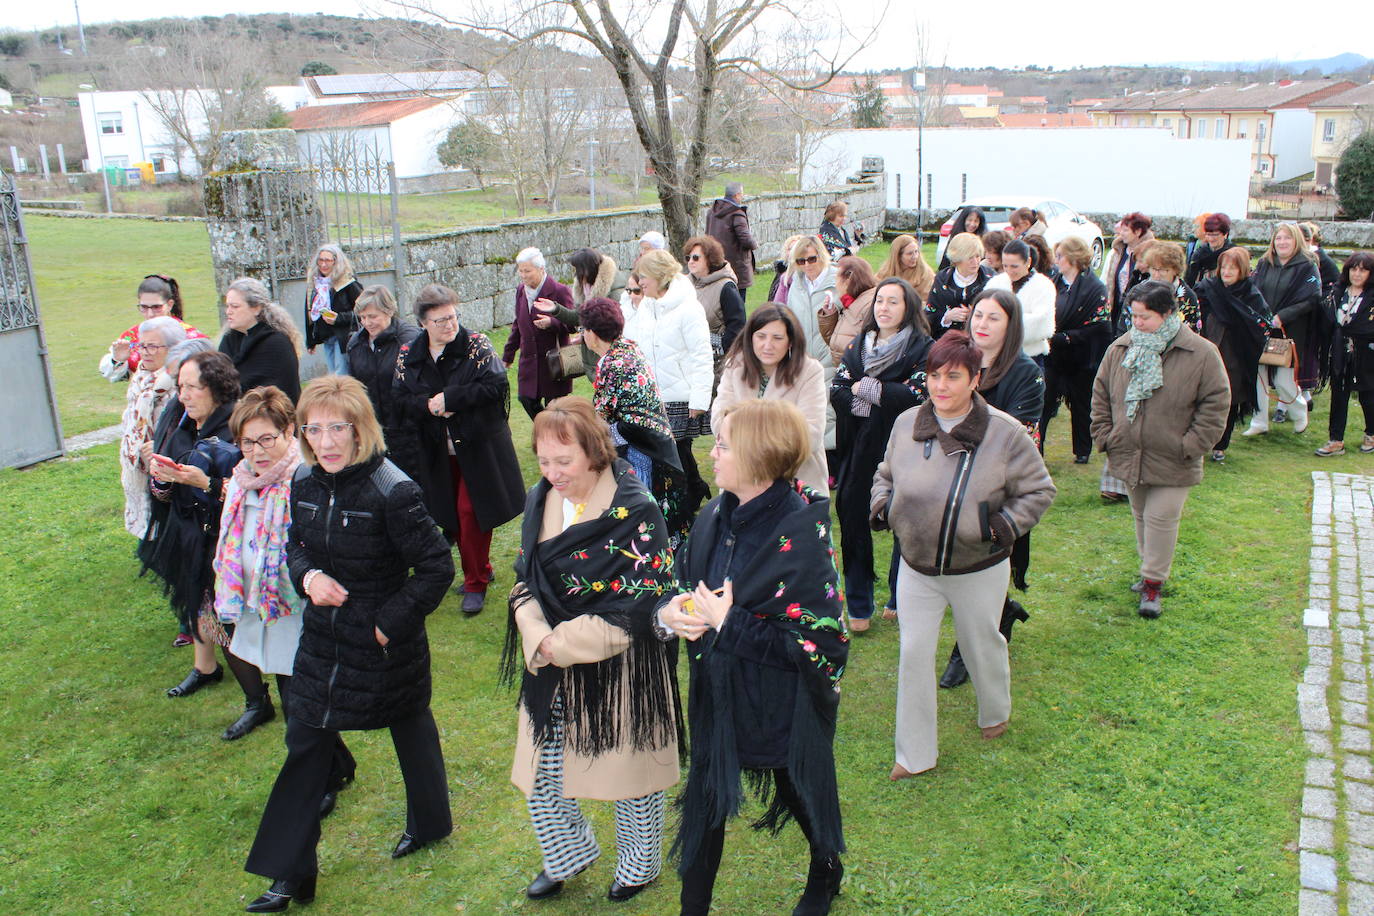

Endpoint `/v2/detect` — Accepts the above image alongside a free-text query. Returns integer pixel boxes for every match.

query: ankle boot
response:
[999,599,1030,643]
[938,645,969,688]
[223,689,276,741]
[792,856,843,916]
[245,874,316,912]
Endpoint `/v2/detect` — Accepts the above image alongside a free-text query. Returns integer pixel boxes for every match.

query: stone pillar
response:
[202,129,324,323]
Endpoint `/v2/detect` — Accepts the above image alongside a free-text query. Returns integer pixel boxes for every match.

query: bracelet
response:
[303,569,322,595]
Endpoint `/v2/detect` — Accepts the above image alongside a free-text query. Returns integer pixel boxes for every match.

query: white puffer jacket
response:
[786,265,839,369]
[621,274,714,410]
[987,271,1057,358]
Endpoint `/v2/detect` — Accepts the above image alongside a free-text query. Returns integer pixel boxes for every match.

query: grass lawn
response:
[5,229,1325,912]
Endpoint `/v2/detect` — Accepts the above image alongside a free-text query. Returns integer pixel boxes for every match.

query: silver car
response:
[934,196,1105,273]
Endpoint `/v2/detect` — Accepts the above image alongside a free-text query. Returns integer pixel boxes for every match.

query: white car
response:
[933,196,1105,273]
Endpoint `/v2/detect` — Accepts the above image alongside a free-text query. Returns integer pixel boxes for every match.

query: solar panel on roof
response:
[312,71,486,96]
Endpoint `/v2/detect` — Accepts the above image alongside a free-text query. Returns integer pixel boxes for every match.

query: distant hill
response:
[1163,52,1371,76]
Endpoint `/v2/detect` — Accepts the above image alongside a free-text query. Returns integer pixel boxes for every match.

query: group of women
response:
[103,204,1374,912]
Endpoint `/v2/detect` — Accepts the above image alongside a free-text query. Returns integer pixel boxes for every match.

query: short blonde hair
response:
[718,399,809,485]
[296,375,386,468]
[945,232,984,264]
[355,284,398,318]
[1054,236,1094,273]
[1144,240,1186,277]
[635,249,683,291]
[790,236,831,273]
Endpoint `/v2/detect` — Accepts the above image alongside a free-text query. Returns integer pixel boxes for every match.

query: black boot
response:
[939,645,969,688]
[166,665,223,698]
[792,856,843,916]
[223,689,275,741]
[999,599,1030,642]
[245,875,316,912]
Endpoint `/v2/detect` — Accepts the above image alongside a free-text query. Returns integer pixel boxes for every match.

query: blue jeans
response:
[844,539,901,620]
[320,337,349,375]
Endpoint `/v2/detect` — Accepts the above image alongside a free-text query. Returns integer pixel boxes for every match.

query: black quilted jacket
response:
[286,454,454,730]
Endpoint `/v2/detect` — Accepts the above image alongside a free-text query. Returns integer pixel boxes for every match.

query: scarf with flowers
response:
[213,441,305,624]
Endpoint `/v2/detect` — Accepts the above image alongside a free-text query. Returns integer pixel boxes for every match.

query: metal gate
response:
[0,172,64,468]
[299,136,406,283]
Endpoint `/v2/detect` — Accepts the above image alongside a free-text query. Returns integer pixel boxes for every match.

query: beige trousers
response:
[1125,483,1191,582]
[894,559,1011,774]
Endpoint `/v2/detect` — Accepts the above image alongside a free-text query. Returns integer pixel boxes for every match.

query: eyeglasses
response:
[794,255,819,266]
[426,315,459,327]
[626,287,643,295]
[137,303,167,312]
[137,342,168,352]
[687,253,703,262]
[301,422,354,439]
[237,433,282,452]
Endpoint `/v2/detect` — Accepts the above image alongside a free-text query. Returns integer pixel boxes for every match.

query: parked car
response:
[934,196,1105,273]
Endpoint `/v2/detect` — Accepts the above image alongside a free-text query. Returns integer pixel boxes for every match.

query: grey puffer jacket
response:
[870,396,1055,576]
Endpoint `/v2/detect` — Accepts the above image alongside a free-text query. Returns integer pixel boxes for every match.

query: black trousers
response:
[1041,364,1095,459]
[679,769,818,916]
[244,708,451,881]
[1329,382,1374,440]
[519,395,555,420]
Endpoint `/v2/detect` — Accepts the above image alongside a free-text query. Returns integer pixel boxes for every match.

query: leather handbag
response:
[1259,336,1294,367]
[546,343,585,381]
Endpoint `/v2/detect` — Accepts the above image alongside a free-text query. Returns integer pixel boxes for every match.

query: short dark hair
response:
[864,277,931,338]
[580,296,624,342]
[1127,279,1176,316]
[138,274,184,319]
[182,350,241,405]
[532,396,617,473]
[414,284,458,323]
[1341,252,1374,289]
[1023,235,1053,273]
[230,385,296,439]
[1001,239,1033,267]
[926,330,982,378]
[1121,211,1153,234]
[1203,212,1232,234]
[982,230,1010,256]
[685,235,727,271]
[724,303,807,390]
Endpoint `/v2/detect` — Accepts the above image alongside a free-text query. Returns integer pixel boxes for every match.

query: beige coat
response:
[822,287,875,366]
[510,467,680,801]
[710,356,829,493]
[1090,324,1231,488]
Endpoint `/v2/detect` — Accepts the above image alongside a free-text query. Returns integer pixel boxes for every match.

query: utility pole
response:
[74,0,88,55]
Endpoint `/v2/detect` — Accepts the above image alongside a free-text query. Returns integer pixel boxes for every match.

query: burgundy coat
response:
[503,275,574,400]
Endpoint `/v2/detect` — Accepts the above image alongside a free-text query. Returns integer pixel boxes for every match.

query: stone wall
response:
[368,177,886,330]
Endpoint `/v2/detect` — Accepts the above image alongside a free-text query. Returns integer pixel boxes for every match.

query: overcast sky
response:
[9,0,1369,71]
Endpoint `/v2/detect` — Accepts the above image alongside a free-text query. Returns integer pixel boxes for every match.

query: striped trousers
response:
[527,704,666,887]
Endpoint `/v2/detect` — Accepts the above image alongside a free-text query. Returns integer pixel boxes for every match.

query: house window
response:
[464,94,485,115]
[1215,117,1225,138]
[104,155,129,169]
[1164,118,1173,128]
[98,112,124,135]
[1323,118,1337,143]
[1197,119,1208,139]
[1259,160,1270,174]
[1237,119,1248,138]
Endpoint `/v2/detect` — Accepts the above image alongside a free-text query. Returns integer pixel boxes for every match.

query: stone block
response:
[1348,701,1372,727]
[1304,786,1338,819]
[1345,661,1366,682]
[1311,645,1333,667]
[1308,730,1333,755]
[1342,611,1362,627]
[1344,626,1367,647]
[1297,889,1337,916]
[1300,851,1338,891]
[1350,755,1374,783]
[1307,756,1337,788]
[1351,810,1374,846]
[1310,584,1331,600]
[1349,844,1374,883]
[1349,880,1374,915]
[1346,682,1370,704]
[1350,780,1374,813]
[1305,666,1331,687]
[1311,627,1334,645]
[1299,684,1333,731]
[1300,816,1334,850]
[1346,725,1374,752]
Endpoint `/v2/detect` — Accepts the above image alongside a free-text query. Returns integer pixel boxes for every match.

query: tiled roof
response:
[1310,82,1374,108]
[1105,80,1356,113]
[286,97,448,130]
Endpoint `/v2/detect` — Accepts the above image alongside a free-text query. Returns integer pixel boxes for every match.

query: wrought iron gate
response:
[0,172,64,467]
[299,136,406,282]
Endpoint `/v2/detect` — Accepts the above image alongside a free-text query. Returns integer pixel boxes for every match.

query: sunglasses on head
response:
[794,255,819,266]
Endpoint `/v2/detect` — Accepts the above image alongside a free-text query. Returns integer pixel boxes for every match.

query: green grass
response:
[3,233,1328,912]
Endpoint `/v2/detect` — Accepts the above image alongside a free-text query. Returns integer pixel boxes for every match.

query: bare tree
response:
[389,0,885,250]
[107,21,281,173]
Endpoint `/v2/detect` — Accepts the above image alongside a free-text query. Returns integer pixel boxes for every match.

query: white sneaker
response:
[1289,399,1309,434]
[1242,421,1268,437]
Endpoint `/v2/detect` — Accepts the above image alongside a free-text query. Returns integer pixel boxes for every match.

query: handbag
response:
[1259,336,1294,367]
[546,343,585,381]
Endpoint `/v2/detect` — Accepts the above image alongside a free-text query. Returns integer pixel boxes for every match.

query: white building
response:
[287,96,457,182]
[805,127,1252,218]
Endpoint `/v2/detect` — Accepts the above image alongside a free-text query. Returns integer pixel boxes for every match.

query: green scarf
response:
[1121,311,1183,420]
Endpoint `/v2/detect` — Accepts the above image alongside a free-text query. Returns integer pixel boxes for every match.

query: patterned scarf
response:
[1122,311,1183,420]
[309,275,331,322]
[213,441,304,624]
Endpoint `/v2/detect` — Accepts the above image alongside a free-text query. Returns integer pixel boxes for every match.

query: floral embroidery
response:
[778,536,792,552]
[775,582,787,597]
[561,572,670,598]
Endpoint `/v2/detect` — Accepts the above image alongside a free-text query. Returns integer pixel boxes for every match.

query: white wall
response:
[296,126,392,164]
[390,104,457,179]
[804,127,1252,218]
[1271,109,1316,182]
[78,90,204,176]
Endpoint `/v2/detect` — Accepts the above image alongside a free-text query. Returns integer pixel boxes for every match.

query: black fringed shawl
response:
[671,481,850,870]
[500,460,679,758]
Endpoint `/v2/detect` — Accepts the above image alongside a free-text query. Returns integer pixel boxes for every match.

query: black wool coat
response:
[304,278,364,350]
[347,318,423,479]
[219,321,301,402]
[926,264,992,338]
[286,455,454,731]
[1254,256,1323,386]
[393,327,527,536]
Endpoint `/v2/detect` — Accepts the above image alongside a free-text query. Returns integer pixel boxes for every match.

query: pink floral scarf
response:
[213,442,304,624]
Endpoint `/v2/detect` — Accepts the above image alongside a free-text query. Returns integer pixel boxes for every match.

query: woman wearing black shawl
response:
[501,397,680,905]
[1199,246,1276,459]
[1185,212,1235,288]
[829,277,932,630]
[659,398,849,916]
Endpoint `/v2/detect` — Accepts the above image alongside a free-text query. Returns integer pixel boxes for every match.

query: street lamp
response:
[912,69,926,249]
